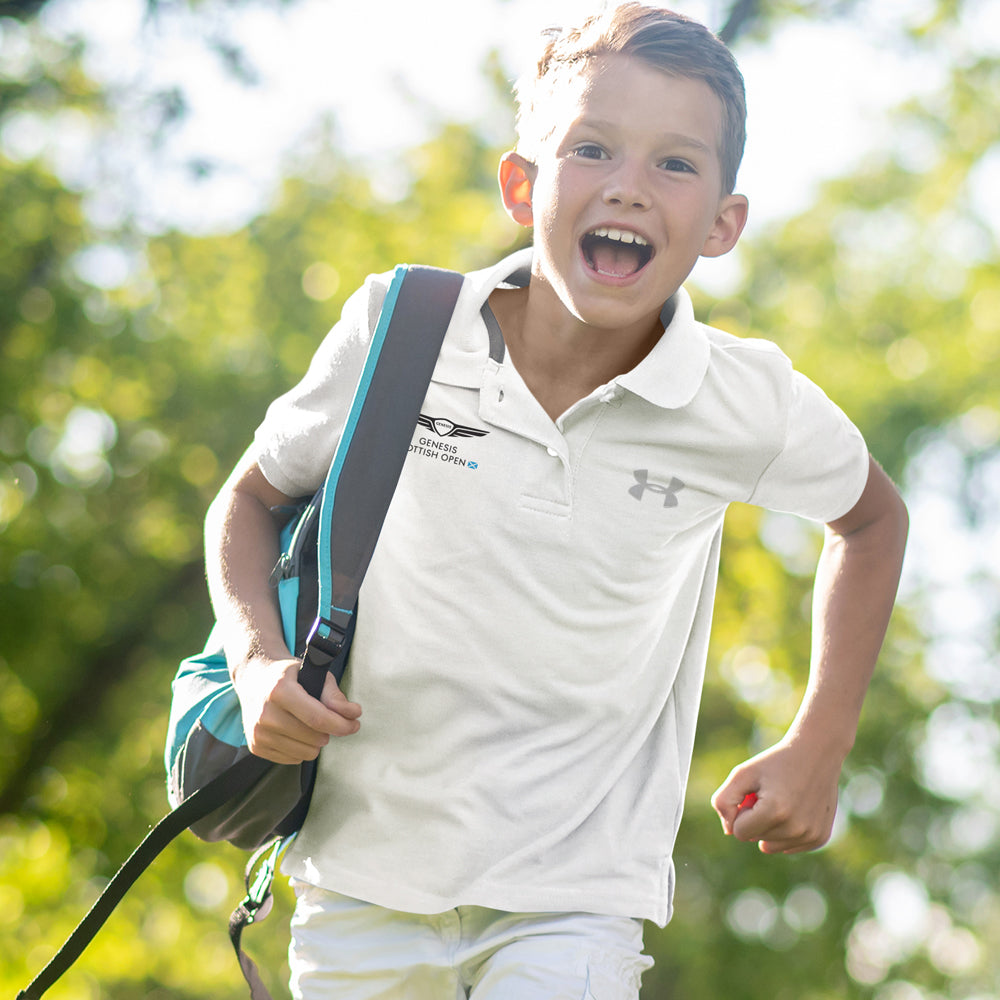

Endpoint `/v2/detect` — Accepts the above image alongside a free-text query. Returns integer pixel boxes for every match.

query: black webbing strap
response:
[17,753,271,1000]
[228,839,284,1000]
[18,265,464,1000]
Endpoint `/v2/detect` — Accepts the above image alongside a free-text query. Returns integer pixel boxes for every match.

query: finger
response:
[758,840,798,855]
[746,808,834,853]
[247,701,330,759]
[734,792,809,845]
[758,839,817,855]
[283,683,361,737]
[251,736,322,767]
[731,812,767,843]
[269,667,361,736]
[757,827,832,855]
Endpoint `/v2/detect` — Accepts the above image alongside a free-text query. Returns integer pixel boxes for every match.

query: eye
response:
[571,143,609,160]
[661,157,696,174]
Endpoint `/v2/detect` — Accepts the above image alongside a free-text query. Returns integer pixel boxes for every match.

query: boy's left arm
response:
[712,455,908,853]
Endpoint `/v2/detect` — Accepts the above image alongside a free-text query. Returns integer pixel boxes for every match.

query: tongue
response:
[589,240,644,277]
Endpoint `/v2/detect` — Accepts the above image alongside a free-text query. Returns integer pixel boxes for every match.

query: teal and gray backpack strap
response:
[16,264,464,1000]
[299,264,465,686]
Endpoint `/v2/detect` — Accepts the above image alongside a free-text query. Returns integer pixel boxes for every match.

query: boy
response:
[205,5,908,998]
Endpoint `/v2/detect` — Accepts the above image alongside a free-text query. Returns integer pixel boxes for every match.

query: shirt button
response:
[546,447,559,458]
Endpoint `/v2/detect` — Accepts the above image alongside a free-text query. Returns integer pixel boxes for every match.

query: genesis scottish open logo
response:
[410,414,489,469]
[416,415,489,440]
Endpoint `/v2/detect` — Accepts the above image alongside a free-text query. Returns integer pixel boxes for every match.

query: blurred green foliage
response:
[1,2,998,999]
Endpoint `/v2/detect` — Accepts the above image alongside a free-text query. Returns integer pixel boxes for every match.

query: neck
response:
[488,282,666,421]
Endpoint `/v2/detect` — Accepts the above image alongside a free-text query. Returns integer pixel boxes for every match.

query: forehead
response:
[545,55,724,153]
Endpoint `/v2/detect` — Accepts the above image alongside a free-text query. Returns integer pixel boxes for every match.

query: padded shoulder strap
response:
[303,264,464,670]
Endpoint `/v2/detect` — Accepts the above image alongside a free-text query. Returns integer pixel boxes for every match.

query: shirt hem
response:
[280,858,671,927]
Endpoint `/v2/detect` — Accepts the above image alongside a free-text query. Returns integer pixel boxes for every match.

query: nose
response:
[603,159,650,211]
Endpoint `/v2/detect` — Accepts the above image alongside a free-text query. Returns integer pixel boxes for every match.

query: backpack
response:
[18,264,465,1000]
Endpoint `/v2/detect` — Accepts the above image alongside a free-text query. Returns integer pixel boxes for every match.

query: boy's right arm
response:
[205,450,362,766]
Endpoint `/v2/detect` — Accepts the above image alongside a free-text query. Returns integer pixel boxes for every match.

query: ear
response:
[700,193,749,258]
[498,151,537,228]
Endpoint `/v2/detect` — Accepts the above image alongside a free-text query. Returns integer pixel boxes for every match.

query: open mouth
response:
[581,227,654,278]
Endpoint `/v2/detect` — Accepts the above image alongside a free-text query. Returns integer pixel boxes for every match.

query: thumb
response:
[712,779,759,836]
[320,672,362,719]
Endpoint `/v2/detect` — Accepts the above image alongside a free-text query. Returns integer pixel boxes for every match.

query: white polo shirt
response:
[255,249,869,926]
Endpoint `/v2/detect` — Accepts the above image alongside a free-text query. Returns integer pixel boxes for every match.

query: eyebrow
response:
[661,133,714,153]
[575,119,714,154]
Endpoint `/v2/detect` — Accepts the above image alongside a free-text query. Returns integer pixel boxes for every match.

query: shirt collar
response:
[435,248,711,408]
[615,285,711,409]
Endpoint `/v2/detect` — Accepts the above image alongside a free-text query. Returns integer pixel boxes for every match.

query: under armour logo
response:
[629,469,685,507]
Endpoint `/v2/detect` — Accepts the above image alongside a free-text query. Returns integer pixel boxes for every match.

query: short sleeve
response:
[253,273,391,497]
[748,369,869,522]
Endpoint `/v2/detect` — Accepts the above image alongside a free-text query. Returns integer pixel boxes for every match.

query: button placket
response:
[479,362,579,514]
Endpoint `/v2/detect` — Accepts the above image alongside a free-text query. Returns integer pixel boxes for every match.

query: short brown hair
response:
[514,3,747,194]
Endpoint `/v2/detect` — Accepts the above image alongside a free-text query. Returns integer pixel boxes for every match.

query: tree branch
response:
[0,0,49,20]
[0,560,207,816]
[718,0,764,44]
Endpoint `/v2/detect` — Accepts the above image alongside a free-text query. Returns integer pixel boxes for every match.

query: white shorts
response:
[288,880,653,1000]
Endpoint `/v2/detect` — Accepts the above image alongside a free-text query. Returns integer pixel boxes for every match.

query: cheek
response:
[532,189,574,250]
[534,162,584,216]
[673,195,724,252]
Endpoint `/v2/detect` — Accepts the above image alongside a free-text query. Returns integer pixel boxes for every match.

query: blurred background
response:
[1,0,998,997]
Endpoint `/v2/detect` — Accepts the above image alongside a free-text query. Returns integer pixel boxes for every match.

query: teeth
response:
[590,227,647,246]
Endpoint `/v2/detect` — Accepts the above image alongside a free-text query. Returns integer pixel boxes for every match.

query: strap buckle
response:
[303,609,353,668]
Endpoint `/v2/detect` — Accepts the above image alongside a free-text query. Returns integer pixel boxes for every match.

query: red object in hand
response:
[738,792,758,811]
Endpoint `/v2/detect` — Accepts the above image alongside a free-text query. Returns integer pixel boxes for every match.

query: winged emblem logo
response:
[417,415,490,439]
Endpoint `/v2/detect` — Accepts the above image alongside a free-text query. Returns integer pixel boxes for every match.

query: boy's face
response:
[502,55,747,334]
